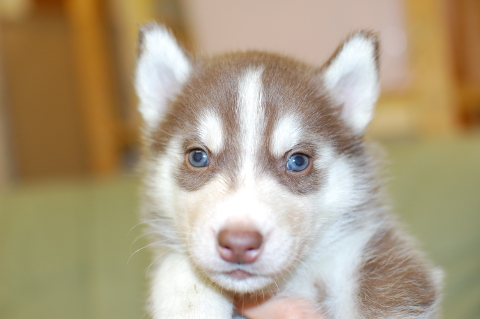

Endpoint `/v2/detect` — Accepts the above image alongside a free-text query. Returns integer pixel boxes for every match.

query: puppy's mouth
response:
[227,269,253,280]
[211,269,273,293]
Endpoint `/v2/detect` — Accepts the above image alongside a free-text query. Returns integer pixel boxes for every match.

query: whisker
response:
[130,230,158,250]
[128,218,168,234]
[144,248,173,277]
[128,240,169,265]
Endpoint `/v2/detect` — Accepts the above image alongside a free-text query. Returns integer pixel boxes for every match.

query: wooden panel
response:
[402,0,457,135]
[66,0,120,175]
[0,11,88,180]
[33,0,65,9]
[0,30,12,186]
[446,0,480,127]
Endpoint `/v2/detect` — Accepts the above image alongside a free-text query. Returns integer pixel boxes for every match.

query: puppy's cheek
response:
[189,224,221,270]
[275,200,320,260]
[259,228,295,270]
[185,211,221,269]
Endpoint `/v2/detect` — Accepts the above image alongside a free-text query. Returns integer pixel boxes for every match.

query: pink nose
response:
[217,227,263,264]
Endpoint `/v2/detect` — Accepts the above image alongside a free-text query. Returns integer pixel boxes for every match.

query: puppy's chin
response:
[209,271,275,293]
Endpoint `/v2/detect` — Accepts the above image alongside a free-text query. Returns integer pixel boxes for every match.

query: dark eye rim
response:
[285,152,312,173]
[187,148,210,168]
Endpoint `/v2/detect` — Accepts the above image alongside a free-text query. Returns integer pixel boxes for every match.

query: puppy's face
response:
[136,25,379,293]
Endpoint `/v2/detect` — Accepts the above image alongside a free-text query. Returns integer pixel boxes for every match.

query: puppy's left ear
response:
[321,31,379,136]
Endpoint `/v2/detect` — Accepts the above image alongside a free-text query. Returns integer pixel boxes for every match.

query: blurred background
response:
[0,0,479,318]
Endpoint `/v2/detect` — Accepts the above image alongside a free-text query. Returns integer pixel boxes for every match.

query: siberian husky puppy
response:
[135,24,442,319]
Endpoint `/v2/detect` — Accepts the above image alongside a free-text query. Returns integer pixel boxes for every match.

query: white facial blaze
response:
[270,114,303,157]
[198,110,224,154]
[237,67,265,184]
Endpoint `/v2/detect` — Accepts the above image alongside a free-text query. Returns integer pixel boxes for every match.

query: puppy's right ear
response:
[321,31,379,136]
[135,24,191,129]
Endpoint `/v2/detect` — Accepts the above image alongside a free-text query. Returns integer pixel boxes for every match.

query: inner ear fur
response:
[320,31,380,136]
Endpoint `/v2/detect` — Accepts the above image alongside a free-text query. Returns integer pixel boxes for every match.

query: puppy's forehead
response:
[154,51,353,157]
[173,52,331,136]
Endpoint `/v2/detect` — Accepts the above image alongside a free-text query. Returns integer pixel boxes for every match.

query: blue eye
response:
[188,149,209,167]
[286,154,309,172]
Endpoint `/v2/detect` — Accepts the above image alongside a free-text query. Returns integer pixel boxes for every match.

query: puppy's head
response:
[136,24,379,293]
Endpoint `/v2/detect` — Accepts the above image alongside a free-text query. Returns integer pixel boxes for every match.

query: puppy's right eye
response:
[286,153,309,172]
[188,149,209,167]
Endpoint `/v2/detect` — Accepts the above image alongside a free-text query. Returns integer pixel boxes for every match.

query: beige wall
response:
[182,0,410,91]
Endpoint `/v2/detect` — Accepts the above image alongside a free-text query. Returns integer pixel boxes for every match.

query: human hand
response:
[234,295,325,319]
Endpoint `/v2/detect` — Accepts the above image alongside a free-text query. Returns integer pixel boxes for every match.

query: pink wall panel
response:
[182,0,410,91]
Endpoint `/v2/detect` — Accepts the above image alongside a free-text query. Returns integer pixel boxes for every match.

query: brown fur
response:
[358,227,440,318]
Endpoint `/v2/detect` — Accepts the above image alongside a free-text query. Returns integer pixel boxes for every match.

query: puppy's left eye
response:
[286,153,309,172]
[188,149,209,167]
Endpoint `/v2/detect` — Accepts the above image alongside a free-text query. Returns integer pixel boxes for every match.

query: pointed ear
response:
[135,24,192,129]
[321,31,380,135]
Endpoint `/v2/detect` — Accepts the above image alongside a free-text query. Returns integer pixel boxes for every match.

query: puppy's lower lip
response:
[227,269,252,280]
